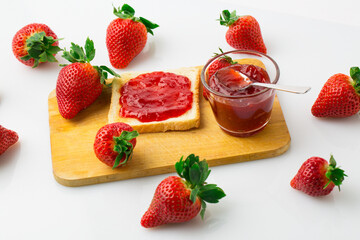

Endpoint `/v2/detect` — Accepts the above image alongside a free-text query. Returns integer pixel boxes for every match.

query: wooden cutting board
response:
[49,76,291,187]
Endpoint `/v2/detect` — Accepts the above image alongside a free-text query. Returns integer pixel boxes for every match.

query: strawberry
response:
[311,67,360,117]
[0,125,19,155]
[106,4,159,69]
[218,10,267,54]
[141,154,226,228]
[290,155,347,197]
[203,48,236,100]
[12,23,61,68]
[94,122,139,168]
[56,38,119,119]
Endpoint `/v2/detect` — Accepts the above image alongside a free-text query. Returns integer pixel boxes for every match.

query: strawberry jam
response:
[209,64,270,96]
[119,72,193,122]
[207,64,275,137]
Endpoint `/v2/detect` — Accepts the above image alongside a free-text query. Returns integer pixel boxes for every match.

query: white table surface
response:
[1,0,359,239]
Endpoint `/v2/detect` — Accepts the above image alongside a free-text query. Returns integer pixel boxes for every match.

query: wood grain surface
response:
[48,70,291,187]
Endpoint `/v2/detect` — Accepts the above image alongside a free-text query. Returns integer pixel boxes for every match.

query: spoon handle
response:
[252,82,311,94]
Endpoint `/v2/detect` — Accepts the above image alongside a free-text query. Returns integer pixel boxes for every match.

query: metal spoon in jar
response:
[236,71,311,94]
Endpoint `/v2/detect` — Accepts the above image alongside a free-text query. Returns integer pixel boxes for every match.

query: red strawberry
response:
[291,155,347,197]
[106,4,159,69]
[94,122,138,168]
[311,67,360,117]
[12,23,61,67]
[218,10,267,54]
[0,125,19,155]
[56,38,119,119]
[141,154,226,228]
[203,48,236,100]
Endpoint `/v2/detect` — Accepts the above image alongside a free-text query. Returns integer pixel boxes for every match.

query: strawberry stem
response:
[217,10,240,27]
[62,37,95,63]
[324,155,347,191]
[20,31,62,68]
[61,37,120,84]
[112,130,139,168]
[350,67,360,94]
[113,4,159,35]
[213,47,236,64]
[175,154,226,219]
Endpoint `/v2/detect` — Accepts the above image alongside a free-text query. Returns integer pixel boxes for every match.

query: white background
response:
[1,0,360,239]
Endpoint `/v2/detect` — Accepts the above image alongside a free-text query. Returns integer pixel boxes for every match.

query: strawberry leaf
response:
[62,38,119,86]
[199,184,226,203]
[212,47,236,64]
[20,55,32,61]
[47,45,62,55]
[95,65,120,86]
[190,186,200,203]
[189,163,201,185]
[112,130,139,168]
[85,37,95,62]
[325,154,348,191]
[113,4,159,35]
[62,42,86,63]
[20,31,62,68]
[200,200,207,220]
[39,51,48,63]
[61,51,76,63]
[217,9,239,27]
[175,154,226,218]
[121,130,140,141]
[121,4,135,15]
[62,38,96,63]
[175,156,184,177]
[113,4,135,19]
[71,43,85,61]
[350,66,360,93]
[139,17,159,35]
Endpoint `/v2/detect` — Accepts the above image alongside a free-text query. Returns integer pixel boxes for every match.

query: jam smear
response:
[207,64,274,136]
[119,71,193,122]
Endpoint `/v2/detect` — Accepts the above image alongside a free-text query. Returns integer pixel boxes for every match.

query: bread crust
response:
[108,66,201,133]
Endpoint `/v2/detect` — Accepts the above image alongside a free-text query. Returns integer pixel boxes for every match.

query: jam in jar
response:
[205,63,276,137]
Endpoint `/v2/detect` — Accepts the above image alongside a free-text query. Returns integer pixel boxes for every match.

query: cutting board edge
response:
[52,136,291,187]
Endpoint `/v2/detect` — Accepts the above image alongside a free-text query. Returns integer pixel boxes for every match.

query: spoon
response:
[246,82,311,94]
[235,71,311,94]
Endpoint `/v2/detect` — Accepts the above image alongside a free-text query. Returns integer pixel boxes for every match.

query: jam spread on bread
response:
[119,72,193,122]
[207,64,274,136]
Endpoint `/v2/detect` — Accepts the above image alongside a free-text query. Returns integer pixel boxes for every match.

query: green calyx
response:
[349,67,360,94]
[61,37,120,85]
[175,154,226,219]
[113,4,159,35]
[112,130,139,169]
[213,47,236,64]
[217,9,240,27]
[61,37,95,64]
[324,155,347,190]
[20,31,62,68]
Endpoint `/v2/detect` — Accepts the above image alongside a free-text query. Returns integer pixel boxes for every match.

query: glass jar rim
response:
[200,49,280,98]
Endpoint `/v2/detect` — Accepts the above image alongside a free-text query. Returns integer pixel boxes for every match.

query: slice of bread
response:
[108,66,201,133]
